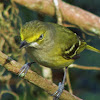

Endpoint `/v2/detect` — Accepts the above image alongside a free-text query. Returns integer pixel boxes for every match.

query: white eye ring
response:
[39,34,43,40]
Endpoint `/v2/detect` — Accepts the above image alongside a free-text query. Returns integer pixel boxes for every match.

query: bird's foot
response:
[19,62,34,77]
[52,82,64,100]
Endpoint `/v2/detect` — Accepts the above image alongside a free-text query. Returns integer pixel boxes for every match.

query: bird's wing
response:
[62,40,81,59]
[59,27,86,60]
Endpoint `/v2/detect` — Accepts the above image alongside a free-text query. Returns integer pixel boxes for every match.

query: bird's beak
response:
[20,41,27,49]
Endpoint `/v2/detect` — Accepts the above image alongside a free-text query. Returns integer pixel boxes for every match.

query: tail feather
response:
[86,45,100,53]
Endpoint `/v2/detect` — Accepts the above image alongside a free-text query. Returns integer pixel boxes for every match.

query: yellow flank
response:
[20,31,24,41]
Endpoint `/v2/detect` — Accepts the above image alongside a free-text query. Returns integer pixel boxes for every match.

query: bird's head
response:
[20,21,47,49]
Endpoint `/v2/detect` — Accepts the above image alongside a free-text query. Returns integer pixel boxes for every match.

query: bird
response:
[19,20,100,99]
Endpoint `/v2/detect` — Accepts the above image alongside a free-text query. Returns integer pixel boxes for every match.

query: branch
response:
[66,68,73,94]
[13,0,100,36]
[69,64,100,71]
[53,0,62,25]
[0,51,82,100]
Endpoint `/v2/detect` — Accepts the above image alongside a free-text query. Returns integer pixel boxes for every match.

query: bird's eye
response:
[39,34,43,40]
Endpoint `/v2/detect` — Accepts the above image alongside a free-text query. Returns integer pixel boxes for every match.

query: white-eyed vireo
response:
[19,20,100,99]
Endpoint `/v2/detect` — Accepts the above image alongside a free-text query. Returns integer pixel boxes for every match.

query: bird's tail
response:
[86,45,100,53]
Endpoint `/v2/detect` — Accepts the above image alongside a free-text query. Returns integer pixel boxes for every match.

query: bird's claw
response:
[52,82,64,100]
[19,63,30,77]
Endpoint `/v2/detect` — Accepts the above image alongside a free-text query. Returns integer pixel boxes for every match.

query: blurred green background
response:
[0,0,100,100]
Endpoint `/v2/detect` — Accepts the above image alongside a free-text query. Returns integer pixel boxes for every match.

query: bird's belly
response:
[26,48,74,69]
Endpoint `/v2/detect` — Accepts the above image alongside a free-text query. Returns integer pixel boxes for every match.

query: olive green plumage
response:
[20,20,100,69]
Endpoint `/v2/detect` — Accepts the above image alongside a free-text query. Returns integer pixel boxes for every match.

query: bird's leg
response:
[52,67,67,100]
[19,62,35,77]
